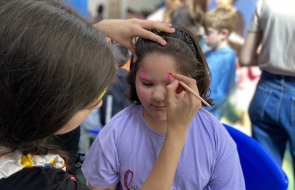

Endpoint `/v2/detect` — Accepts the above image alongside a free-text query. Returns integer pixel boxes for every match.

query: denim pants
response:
[249,71,295,175]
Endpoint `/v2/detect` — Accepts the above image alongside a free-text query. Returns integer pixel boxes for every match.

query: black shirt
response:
[0,167,89,190]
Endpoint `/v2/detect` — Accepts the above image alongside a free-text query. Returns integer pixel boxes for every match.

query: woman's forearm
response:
[141,131,187,190]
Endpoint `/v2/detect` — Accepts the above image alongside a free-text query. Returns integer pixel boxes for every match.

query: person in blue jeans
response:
[202,7,237,120]
[240,0,295,181]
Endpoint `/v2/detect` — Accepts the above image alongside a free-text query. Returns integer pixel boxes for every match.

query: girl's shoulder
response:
[195,108,220,125]
[193,108,236,147]
[99,104,143,134]
[104,104,141,125]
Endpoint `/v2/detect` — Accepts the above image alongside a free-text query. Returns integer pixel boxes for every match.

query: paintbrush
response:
[169,73,210,107]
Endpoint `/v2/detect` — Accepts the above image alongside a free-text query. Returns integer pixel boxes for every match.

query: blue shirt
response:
[204,46,236,119]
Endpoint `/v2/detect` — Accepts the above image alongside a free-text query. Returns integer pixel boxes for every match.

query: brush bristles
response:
[169,73,176,78]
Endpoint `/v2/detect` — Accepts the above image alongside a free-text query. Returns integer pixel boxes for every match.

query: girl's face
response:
[55,94,104,134]
[135,53,184,125]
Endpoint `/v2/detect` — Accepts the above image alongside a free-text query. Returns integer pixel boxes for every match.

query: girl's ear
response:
[220,29,230,37]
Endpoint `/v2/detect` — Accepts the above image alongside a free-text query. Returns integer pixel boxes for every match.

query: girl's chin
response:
[150,114,167,121]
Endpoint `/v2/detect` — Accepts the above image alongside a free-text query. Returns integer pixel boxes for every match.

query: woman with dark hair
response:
[170,0,210,46]
[0,0,201,189]
[82,27,245,189]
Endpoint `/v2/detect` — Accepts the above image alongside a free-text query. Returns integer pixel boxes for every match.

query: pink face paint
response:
[139,70,146,79]
[167,73,174,82]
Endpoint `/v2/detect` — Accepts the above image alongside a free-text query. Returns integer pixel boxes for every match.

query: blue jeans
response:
[249,71,295,175]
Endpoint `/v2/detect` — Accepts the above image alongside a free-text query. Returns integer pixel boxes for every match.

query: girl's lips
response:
[151,104,166,109]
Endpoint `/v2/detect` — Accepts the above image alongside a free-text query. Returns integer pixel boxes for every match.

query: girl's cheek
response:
[137,87,149,97]
[137,86,152,101]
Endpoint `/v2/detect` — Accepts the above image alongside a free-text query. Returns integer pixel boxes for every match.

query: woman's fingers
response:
[165,77,201,134]
[167,73,202,114]
[166,79,180,107]
[172,74,200,99]
[132,19,175,45]
[134,19,173,32]
[95,19,175,62]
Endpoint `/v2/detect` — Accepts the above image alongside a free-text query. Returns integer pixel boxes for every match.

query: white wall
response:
[88,0,162,19]
[88,0,107,19]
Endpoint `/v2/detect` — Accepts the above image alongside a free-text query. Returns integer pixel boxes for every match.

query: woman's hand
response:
[141,74,201,190]
[165,73,202,138]
[95,19,175,62]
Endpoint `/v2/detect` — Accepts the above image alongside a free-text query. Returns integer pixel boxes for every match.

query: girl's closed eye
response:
[142,81,152,86]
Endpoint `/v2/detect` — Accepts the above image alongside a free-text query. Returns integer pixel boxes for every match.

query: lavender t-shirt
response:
[82,104,245,190]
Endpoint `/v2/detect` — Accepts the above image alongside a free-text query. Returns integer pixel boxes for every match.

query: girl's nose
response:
[152,87,166,101]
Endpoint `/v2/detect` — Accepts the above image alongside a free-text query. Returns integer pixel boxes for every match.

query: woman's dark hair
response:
[185,0,207,26]
[127,27,212,106]
[0,0,116,156]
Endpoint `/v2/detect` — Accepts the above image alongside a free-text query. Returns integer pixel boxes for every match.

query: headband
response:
[148,28,199,60]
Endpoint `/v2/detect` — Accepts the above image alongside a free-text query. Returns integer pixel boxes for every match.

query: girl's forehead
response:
[136,53,179,81]
[139,53,178,69]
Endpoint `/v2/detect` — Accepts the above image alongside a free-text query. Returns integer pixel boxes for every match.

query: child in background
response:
[217,0,245,37]
[82,27,245,189]
[216,0,245,55]
[202,7,237,120]
[100,43,133,126]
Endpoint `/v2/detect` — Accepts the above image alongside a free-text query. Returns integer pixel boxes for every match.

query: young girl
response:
[0,0,196,189]
[82,27,245,189]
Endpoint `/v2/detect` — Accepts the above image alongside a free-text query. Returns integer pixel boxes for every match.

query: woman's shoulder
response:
[0,167,89,190]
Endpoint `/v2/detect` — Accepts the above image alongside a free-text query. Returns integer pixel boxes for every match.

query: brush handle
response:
[178,81,210,107]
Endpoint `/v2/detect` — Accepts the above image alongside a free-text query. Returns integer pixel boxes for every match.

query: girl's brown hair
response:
[0,0,116,157]
[127,27,212,106]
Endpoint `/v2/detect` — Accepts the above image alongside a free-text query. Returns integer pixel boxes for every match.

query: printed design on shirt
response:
[0,150,66,179]
[70,174,77,181]
[123,169,137,190]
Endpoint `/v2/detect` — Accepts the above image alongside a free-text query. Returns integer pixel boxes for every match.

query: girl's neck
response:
[143,109,167,134]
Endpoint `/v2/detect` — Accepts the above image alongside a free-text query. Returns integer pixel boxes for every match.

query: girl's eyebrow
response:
[139,75,172,83]
[138,76,148,80]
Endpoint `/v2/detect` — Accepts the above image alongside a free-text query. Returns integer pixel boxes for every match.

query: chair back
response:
[223,123,289,190]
